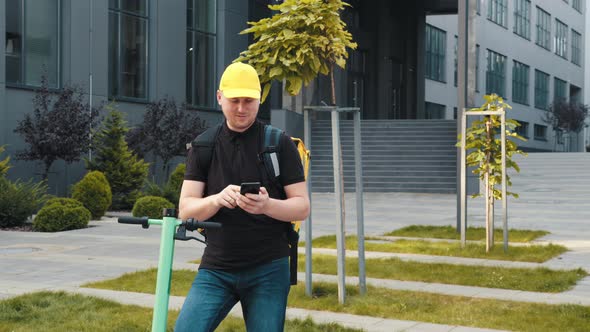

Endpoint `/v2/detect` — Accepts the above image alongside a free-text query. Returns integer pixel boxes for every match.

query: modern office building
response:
[2,0,468,195]
[425,0,586,152]
[7,1,585,196]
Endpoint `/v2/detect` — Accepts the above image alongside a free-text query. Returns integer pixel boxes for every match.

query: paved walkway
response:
[1,154,590,331]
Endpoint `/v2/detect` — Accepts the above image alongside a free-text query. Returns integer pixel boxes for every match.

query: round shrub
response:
[168,163,186,193]
[71,171,112,219]
[45,197,84,208]
[164,163,186,206]
[132,196,174,219]
[33,201,91,232]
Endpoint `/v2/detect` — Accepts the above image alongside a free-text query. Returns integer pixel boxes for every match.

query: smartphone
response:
[240,182,260,195]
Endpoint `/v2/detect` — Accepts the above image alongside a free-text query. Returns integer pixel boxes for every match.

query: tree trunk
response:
[330,63,336,106]
[43,161,52,180]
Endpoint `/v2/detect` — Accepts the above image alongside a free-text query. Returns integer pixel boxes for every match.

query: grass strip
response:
[385,225,549,242]
[0,291,362,332]
[299,254,586,293]
[304,235,567,263]
[84,270,590,332]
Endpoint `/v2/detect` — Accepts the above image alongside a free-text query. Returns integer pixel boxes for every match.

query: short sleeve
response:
[184,147,207,182]
[278,134,305,186]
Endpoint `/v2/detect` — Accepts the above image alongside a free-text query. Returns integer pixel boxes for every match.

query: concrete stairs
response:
[309,119,458,193]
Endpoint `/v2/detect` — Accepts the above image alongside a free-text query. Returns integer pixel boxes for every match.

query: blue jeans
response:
[174,257,290,332]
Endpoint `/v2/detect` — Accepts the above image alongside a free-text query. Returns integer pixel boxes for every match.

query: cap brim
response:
[222,88,260,99]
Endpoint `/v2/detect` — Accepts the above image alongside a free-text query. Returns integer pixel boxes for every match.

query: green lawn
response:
[299,254,586,292]
[84,271,590,332]
[0,292,362,332]
[305,235,567,262]
[385,225,549,242]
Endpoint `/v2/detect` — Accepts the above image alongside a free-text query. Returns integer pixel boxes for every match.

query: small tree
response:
[127,96,204,178]
[14,76,101,179]
[87,107,149,210]
[235,0,357,105]
[0,146,10,177]
[542,100,589,151]
[458,94,527,252]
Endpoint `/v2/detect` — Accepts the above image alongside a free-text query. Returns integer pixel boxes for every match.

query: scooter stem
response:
[152,208,178,332]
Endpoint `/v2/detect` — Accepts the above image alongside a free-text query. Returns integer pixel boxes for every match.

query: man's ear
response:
[216,90,222,105]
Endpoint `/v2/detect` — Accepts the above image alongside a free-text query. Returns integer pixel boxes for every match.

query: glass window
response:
[573,0,583,12]
[488,0,508,27]
[485,49,506,97]
[536,7,551,50]
[554,19,568,59]
[425,24,446,82]
[514,0,531,40]
[515,121,529,138]
[109,0,149,100]
[571,29,582,66]
[554,77,567,102]
[534,70,549,110]
[5,0,60,87]
[512,61,529,105]
[187,0,216,108]
[534,124,547,140]
[425,102,446,119]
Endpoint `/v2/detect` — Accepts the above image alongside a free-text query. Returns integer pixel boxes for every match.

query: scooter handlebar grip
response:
[185,219,222,231]
[118,216,149,229]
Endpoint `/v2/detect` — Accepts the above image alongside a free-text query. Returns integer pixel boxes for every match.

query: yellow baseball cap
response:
[219,62,261,99]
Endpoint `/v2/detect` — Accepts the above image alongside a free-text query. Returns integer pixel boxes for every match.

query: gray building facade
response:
[425,0,586,152]
[1,0,459,195]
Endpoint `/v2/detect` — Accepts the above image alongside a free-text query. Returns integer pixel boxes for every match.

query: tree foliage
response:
[457,94,527,251]
[13,76,101,179]
[542,99,589,134]
[0,145,10,177]
[87,107,149,210]
[236,0,357,104]
[127,96,204,174]
[459,94,527,200]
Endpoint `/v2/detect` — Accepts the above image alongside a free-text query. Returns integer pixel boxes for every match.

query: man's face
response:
[217,91,260,132]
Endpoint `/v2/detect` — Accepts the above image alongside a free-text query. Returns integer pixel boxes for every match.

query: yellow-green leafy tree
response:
[457,94,527,252]
[236,0,357,104]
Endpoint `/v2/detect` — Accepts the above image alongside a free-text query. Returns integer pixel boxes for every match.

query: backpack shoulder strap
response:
[261,125,301,285]
[188,123,223,177]
[263,124,282,150]
[261,124,284,178]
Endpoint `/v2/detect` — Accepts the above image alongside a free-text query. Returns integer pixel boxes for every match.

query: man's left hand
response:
[237,186,270,215]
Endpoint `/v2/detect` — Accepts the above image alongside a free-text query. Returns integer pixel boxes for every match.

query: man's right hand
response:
[215,185,240,209]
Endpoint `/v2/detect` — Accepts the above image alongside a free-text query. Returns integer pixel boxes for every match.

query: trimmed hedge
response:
[45,197,84,208]
[132,196,174,219]
[72,171,112,219]
[33,199,91,232]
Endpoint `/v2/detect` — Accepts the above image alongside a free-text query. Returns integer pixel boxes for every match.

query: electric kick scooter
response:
[118,208,221,332]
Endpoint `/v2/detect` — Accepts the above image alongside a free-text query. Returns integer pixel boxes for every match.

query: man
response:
[175,62,310,332]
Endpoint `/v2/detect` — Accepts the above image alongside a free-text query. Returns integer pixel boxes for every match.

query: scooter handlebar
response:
[184,219,222,231]
[118,216,149,229]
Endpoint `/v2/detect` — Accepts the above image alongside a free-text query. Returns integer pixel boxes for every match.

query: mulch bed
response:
[0,224,34,232]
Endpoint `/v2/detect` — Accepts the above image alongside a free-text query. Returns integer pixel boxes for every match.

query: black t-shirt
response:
[184,120,305,271]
